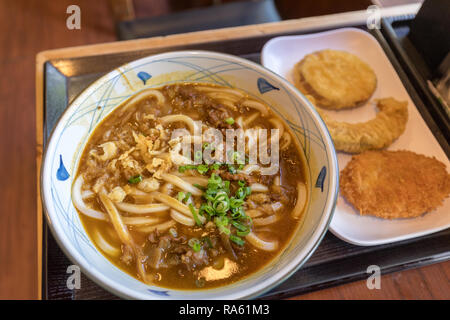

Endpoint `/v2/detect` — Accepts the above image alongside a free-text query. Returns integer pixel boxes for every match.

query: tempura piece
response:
[340,150,450,219]
[317,97,408,153]
[293,49,377,109]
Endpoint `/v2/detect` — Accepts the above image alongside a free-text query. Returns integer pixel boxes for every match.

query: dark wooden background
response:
[0,0,448,300]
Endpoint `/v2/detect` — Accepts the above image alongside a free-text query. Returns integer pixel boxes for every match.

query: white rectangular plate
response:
[261,28,450,246]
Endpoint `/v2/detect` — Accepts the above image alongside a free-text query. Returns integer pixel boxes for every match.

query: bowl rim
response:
[40,50,339,300]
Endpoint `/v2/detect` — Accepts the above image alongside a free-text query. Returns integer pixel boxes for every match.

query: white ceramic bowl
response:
[41,50,338,299]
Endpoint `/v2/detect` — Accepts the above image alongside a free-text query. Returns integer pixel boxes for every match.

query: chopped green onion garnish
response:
[231,220,248,232]
[177,191,186,202]
[200,203,214,217]
[230,197,244,208]
[128,175,142,184]
[224,181,230,192]
[208,173,222,186]
[236,229,250,237]
[188,238,202,252]
[177,191,191,203]
[230,235,245,246]
[188,165,253,246]
[231,206,245,219]
[189,204,203,226]
[225,117,235,125]
[193,183,206,191]
[234,187,247,199]
[214,216,230,235]
[197,164,209,175]
[178,164,196,173]
[213,199,229,213]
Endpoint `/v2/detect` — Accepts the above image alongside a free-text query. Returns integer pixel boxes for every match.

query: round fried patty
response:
[340,150,450,219]
[293,50,377,109]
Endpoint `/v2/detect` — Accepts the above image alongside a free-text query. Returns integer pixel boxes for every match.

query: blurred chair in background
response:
[109,0,281,40]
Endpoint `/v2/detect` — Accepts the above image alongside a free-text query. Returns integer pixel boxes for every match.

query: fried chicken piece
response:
[293,50,377,109]
[340,150,450,219]
[317,97,408,153]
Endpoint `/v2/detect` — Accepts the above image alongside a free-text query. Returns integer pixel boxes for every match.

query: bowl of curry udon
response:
[41,51,338,299]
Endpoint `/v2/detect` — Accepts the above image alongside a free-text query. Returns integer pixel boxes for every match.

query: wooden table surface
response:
[0,0,448,300]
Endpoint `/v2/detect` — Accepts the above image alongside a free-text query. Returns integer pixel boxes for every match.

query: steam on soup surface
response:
[72,83,308,289]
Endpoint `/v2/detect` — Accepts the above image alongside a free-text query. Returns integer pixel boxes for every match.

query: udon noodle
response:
[72,83,308,289]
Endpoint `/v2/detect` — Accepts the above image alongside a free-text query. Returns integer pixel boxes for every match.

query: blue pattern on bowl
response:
[315,166,327,192]
[56,155,70,181]
[147,289,170,296]
[137,71,151,85]
[257,77,279,93]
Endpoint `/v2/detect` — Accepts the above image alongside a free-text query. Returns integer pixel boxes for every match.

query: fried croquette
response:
[340,150,450,219]
[317,97,408,153]
[293,50,377,109]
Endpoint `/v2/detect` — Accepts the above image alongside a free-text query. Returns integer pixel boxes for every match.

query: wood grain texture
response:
[0,0,114,300]
[291,262,450,300]
[0,0,447,300]
[109,0,135,21]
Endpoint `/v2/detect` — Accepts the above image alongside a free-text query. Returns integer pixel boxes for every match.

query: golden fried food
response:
[293,50,377,109]
[340,150,450,219]
[316,97,408,153]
